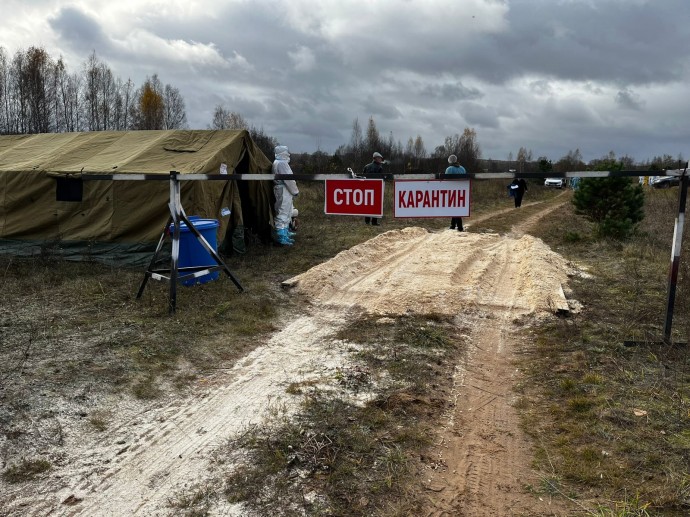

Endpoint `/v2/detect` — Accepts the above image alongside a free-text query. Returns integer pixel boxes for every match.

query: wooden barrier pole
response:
[663,167,688,343]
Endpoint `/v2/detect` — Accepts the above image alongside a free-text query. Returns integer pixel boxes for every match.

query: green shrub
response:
[572,161,644,239]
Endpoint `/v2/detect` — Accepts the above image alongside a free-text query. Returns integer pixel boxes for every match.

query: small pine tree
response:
[572,161,644,239]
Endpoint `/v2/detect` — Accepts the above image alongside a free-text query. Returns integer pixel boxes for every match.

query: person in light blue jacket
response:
[445,155,466,231]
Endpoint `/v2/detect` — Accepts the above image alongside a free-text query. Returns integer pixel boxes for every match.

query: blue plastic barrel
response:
[169,218,220,286]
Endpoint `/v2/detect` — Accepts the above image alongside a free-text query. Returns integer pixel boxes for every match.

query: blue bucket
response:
[169,218,220,286]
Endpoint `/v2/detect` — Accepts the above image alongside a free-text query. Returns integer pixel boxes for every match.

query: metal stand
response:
[136,171,243,314]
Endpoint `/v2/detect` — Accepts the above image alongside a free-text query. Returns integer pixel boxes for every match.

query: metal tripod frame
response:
[136,171,243,314]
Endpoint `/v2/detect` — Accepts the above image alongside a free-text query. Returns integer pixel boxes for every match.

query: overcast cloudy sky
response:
[3,0,689,163]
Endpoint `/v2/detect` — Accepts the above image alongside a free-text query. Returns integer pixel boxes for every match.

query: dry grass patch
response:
[522,189,690,515]
[0,251,290,478]
[215,314,465,517]
[2,458,52,483]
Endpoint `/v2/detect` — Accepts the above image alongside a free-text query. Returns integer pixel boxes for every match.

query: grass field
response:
[1,178,689,515]
[522,187,690,516]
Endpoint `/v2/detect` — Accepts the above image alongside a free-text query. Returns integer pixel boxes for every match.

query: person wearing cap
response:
[445,155,467,231]
[272,145,299,246]
[363,152,385,225]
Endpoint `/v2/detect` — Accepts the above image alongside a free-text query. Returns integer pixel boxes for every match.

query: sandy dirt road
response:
[288,201,576,516]
[2,199,576,516]
[421,206,575,517]
[3,310,353,516]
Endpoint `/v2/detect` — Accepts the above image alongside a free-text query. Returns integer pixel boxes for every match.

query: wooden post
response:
[663,166,688,343]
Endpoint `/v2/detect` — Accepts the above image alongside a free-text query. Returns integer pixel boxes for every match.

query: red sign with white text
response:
[324,179,384,216]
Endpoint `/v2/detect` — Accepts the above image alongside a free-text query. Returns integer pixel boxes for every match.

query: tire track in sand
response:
[290,201,575,516]
[6,311,353,517]
[422,203,574,516]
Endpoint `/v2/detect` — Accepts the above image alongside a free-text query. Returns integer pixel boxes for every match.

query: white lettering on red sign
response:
[333,188,376,206]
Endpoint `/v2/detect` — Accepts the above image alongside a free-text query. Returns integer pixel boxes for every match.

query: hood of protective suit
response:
[274,145,290,162]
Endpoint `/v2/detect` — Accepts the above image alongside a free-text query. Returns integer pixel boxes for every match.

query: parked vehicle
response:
[650,176,680,189]
[544,177,565,188]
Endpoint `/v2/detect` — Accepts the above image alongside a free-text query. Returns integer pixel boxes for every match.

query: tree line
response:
[212,109,683,176]
[1,46,683,176]
[333,116,482,174]
[0,46,486,173]
[0,46,186,134]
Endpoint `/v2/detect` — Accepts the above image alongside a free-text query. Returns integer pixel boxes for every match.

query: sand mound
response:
[286,227,570,316]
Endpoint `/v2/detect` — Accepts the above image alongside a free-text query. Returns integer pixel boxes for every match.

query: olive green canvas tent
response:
[0,129,274,266]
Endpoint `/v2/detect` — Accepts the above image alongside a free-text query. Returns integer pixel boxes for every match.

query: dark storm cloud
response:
[462,103,500,129]
[5,0,690,161]
[484,0,690,85]
[142,3,371,148]
[138,4,328,79]
[48,6,111,54]
[361,96,403,119]
[615,89,644,111]
[330,0,690,87]
[420,83,482,102]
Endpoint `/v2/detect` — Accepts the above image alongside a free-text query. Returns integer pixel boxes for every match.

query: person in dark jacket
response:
[510,177,528,208]
[363,151,384,225]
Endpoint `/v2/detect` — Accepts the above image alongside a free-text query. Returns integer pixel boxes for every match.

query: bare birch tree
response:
[163,84,187,129]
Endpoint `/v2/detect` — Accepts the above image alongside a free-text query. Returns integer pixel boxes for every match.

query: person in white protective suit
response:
[272,145,299,246]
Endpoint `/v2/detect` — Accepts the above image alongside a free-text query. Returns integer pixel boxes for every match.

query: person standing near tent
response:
[510,177,528,208]
[272,145,299,246]
[445,155,466,231]
[363,152,385,225]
